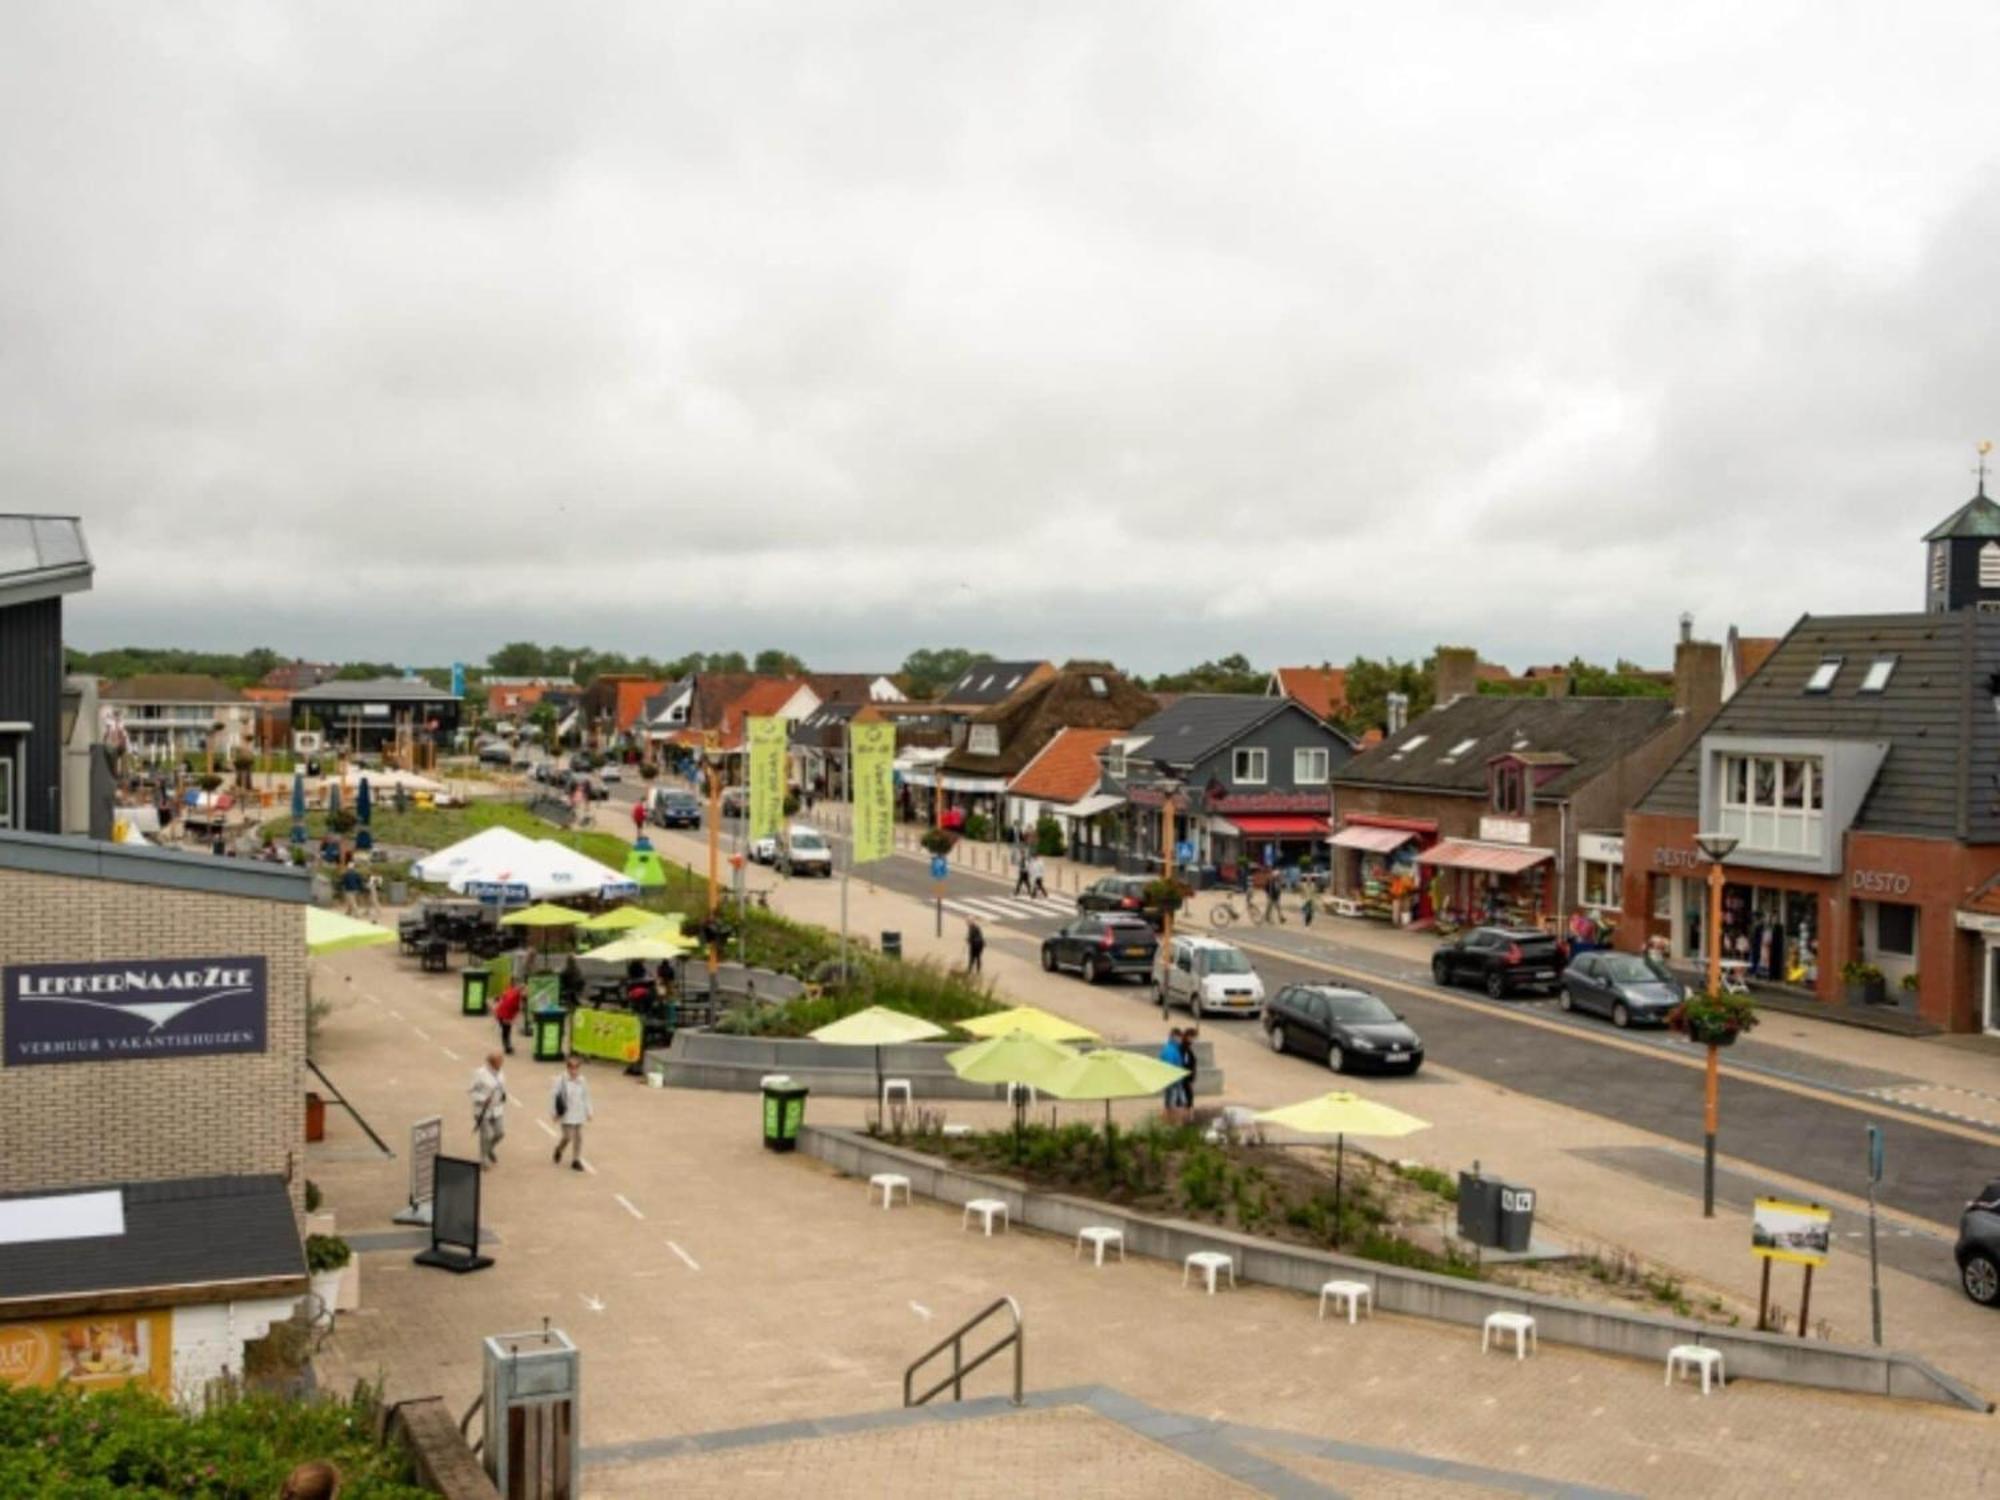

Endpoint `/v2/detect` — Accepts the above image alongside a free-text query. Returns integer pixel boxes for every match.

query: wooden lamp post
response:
[1694,830,1739,1217]
[1155,777,1185,1005]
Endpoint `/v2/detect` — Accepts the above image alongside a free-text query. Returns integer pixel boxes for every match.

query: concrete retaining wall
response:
[799,1127,1991,1413]
[651,1030,1222,1100]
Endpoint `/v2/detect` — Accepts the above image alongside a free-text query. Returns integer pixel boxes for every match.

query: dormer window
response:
[1107,746,1127,779]
[1492,764,1525,815]
[1804,659,1842,694]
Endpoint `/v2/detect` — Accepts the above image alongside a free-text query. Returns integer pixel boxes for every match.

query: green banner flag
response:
[747,716,787,843]
[850,722,895,865]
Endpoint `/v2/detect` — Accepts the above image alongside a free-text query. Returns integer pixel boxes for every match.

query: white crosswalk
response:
[940,893,1078,927]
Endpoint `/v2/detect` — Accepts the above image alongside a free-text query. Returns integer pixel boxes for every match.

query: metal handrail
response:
[903,1295,1023,1408]
[458,1392,485,1457]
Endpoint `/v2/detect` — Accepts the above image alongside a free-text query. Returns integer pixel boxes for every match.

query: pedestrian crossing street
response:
[939,891,1079,929]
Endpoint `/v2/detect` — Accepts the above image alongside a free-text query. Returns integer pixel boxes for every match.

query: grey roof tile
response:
[1336,696,1680,798]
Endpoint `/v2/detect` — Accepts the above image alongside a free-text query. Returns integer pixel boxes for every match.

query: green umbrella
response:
[305,907,397,956]
[1040,1047,1188,1136]
[1254,1091,1430,1244]
[947,1030,1082,1158]
[812,1005,949,1111]
[589,931,700,963]
[577,904,662,932]
[499,902,589,927]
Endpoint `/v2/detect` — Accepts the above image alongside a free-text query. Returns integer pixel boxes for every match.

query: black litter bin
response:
[1456,1168,1502,1248]
[762,1080,809,1152]
[1496,1182,1536,1252]
[880,931,903,960]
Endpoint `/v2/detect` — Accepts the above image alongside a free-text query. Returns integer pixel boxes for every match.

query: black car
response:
[1041,913,1159,983]
[652,791,702,828]
[1559,950,1685,1028]
[1264,983,1423,1074]
[1076,875,1169,928]
[1432,926,1564,998]
[1958,1179,2000,1307]
[476,742,512,765]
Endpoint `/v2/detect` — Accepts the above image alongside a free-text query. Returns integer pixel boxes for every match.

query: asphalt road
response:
[770,820,1997,1234]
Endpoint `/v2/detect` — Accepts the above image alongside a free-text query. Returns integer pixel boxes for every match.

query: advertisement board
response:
[746,716,787,843]
[570,1007,643,1064]
[849,723,895,865]
[0,1312,172,1395]
[4,956,268,1066]
[1752,1196,1832,1267]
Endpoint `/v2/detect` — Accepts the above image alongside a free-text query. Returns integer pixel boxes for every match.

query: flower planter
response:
[304,1091,326,1143]
[1844,978,1888,1006]
[308,1269,342,1316]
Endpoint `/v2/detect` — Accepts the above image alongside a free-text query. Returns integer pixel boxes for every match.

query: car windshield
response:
[1599,953,1671,983]
[1202,948,1252,974]
[791,832,825,850]
[1323,993,1396,1025]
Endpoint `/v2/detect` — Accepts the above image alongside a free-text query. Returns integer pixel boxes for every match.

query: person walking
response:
[493,978,524,1055]
[470,1052,508,1167]
[1028,853,1048,900]
[339,860,362,916]
[1158,1026,1188,1121]
[1011,839,1031,897]
[965,918,985,975]
[1261,867,1285,924]
[630,798,647,838]
[364,869,383,918]
[1178,1025,1200,1116]
[550,1055,592,1170]
[1300,878,1317,927]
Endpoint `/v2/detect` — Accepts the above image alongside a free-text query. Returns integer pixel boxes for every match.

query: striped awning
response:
[1329,825,1417,854]
[1416,839,1552,875]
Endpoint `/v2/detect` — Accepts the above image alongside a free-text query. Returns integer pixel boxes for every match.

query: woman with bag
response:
[551,1055,593,1170]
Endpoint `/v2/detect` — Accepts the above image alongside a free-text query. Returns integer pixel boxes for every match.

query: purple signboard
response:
[4,956,268,1066]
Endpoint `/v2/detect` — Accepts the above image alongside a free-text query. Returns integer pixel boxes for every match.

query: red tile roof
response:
[613,679,668,732]
[1272,667,1347,722]
[1734,636,1780,685]
[1007,727,1122,803]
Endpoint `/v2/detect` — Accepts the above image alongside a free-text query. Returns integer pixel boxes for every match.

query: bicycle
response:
[1207,892,1245,928]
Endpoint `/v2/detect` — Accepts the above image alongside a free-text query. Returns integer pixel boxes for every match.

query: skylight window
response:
[1804,658,1842,694]
[1859,657,1897,693]
[1443,738,1478,759]
[1087,676,1108,697]
[1400,734,1428,751]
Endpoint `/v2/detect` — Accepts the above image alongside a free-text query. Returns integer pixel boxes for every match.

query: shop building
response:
[0,516,95,835]
[0,830,311,1399]
[1331,635,1720,927]
[289,676,461,761]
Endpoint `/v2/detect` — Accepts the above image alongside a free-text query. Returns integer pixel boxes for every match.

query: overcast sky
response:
[8,2,2000,675]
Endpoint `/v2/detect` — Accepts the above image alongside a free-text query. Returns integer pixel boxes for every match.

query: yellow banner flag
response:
[747,716,787,843]
[850,722,895,865]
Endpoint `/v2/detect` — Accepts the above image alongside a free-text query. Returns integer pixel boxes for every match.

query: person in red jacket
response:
[493,980,525,1055]
[631,798,647,837]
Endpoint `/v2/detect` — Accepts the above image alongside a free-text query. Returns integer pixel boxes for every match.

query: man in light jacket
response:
[550,1054,593,1171]
[470,1052,508,1168]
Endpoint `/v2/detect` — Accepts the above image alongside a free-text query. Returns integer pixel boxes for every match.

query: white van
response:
[777,824,834,877]
[1160,935,1265,1019]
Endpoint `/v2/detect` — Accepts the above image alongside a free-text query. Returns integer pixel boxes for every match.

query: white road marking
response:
[535,1118,559,1139]
[580,1293,605,1312]
[667,1241,700,1271]
[615,1193,646,1220]
[413,1027,431,1040]
[579,1158,598,1175]
[388,1009,403,1020]
[440,1047,461,1062]
[909,1301,932,1321]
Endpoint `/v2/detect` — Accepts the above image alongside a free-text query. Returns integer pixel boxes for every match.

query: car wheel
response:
[1484,969,1507,1000]
[1557,989,1574,1012]
[1431,956,1450,986]
[1088,957,1108,985]
[1612,1001,1632,1030]
[1192,996,1205,1020]
[1040,947,1056,973]
[1965,1253,2000,1306]
[1329,1043,1349,1075]
[1267,1024,1285,1054]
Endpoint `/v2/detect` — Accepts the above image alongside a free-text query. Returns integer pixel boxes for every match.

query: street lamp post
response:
[703,733,724,991]
[1694,830,1739,1218]
[1155,777,1186,1009]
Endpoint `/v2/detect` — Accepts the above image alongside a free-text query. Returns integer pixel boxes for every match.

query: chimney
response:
[1385,692,1409,735]
[1543,672,1569,699]
[1674,638,1724,720]
[1679,611,1694,644]
[1434,646,1479,707]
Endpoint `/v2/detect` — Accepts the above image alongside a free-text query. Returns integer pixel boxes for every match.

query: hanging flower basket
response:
[920,829,958,857]
[1143,876,1194,914]
[1666,990,1759,1048]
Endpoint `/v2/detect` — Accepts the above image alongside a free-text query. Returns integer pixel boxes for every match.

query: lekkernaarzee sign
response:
[3,956,268,1066]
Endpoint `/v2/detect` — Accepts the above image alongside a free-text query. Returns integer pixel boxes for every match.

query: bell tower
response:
[1923,443,2000,613]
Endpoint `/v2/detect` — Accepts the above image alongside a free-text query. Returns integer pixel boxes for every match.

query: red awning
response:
[1227,814,1330,838]
[1329,824,1416,854]
[1416,839,1552,875]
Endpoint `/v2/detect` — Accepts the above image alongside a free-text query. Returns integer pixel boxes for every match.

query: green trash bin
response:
[460,967,491,1016]
[530,1006,567,1062]
[761,1081,809,1152]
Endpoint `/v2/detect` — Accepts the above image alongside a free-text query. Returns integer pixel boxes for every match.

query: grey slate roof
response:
[938,661,1048,706]
[1922,491,2000,541]
[0,827,310,902]
[291,676,458,703]
[0,514,92,608]
[1122,694,1302,769]
[0,1176,304,1309]
[1335,695,1680,800]
[1637,611,2000,841]
[793,701,861,748]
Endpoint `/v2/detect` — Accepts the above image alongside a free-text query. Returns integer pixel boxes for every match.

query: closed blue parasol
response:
[290,769,306,845]
[356,776,374,850]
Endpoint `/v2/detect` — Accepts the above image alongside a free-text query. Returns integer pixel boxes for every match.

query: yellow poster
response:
[571,1006,644,1064]
[850,722,895,865]
[747,716,787,843]
[1751,1196,1832,1267]
[0,1312,173,1396]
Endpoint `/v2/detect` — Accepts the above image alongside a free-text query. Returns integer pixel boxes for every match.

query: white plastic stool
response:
[1482,1311,1536,1359]
[1075,1226,1126,1267]
[1182,1250,1236,1295]
[1318,1279,1373,1324]
[961,1198,1009,1235]
[882,1079,913,1110]
[1666,1344,1725,1394]
[867,1173,910,1210]
[941,1123,973,1137]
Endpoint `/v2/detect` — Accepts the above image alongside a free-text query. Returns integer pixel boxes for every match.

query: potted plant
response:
[1899,972,1919,1000]
[1841,961,1887,1006]
[304,1234,352,1315]
[1665,990,1760,1047]
[920,828,957,857]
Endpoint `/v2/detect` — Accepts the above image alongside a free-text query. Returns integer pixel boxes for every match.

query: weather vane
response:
[1980,440,1994,496]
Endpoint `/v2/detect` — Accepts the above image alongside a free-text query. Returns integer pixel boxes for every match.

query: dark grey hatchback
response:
[1559,951,1686,1028]
[1958,1179,2000,1308]
[1264,983,1423,1075]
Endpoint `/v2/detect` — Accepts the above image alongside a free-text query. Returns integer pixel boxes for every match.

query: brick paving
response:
[306,926,2000,1499]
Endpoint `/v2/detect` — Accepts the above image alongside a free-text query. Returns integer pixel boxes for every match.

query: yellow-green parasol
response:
[577,905,665,933]
[948,1029,1082,1156]
[811,1006,948,1107]
[305,908,397,956]
[1040,1047,1188,1133]
[957,1005,1098,1043]
[1254,1091,1430,1242]
[498,902,589,927]
[589,931,701,964]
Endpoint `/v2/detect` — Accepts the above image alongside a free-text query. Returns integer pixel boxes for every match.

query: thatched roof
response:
[941,660,1158,777]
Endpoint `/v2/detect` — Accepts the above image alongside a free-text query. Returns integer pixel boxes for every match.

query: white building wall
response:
[169,1296,298,1404]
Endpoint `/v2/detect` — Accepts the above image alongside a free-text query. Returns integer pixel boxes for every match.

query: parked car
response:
[1431,926,1564,998]
[599,762,623,782]
[1958,1180,2000,1308]
[1560,950,1685,1028]
[477,742,512,765]
[1041,913,1159,984]
[777,825,833,877]
[721,787,748,818]
[1159,935,1265,1019]
[569,752,597,772]
[650,789,702,828]
[577,776,609,802]
[1076,874,1169,927]
[1264,983,1424,1074]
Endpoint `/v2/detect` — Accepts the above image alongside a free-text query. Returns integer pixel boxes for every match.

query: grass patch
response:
[263,799,632,870]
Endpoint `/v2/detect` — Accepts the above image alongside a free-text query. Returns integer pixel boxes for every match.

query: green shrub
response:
[1392,1162,1459,1202]
[963,811,991,842]
[1034,815,1066,857]
[304,1234,351,1274]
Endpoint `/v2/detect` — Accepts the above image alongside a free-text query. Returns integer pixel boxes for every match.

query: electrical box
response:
[482,1325,580,1500]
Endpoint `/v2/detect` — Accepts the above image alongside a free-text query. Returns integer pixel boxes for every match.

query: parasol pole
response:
[1333,1132,1346,1247]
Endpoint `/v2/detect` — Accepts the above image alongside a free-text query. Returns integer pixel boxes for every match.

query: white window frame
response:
[1982,543,2000,590]
[1107,746,1127,779]
[1859,656,1896,693]
[0,727,25,831]
[1293,747,1329,785]
[1581,858,1623,911]
[1231,747,1268,785]
[1932,542,1948,593]
[967,724,1000,756]
[1718,752,1824,857]
[1804,659,1841,693]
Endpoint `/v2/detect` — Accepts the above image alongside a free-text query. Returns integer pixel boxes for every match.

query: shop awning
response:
[1057,792,1124,819]
[1226,814,1330,838]
[1329,825,1417,854]
[1417,839,1553,875]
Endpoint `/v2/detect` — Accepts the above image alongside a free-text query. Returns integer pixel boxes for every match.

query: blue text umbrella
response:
[327,781,342,817]
[290,769,305,845]
[356,775,374,850]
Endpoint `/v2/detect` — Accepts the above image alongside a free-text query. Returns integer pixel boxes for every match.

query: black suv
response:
[1042,913,1159,984]
[1265,983,1424,1075]
[1432,926,1564,998]
[1958,1179,2000,1307]
[1076,875,1166,928]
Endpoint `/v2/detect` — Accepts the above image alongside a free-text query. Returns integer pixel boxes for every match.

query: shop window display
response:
[1719,882,1818,986]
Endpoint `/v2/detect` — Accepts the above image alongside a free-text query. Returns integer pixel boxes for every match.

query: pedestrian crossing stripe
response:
[942,895,1074,922]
